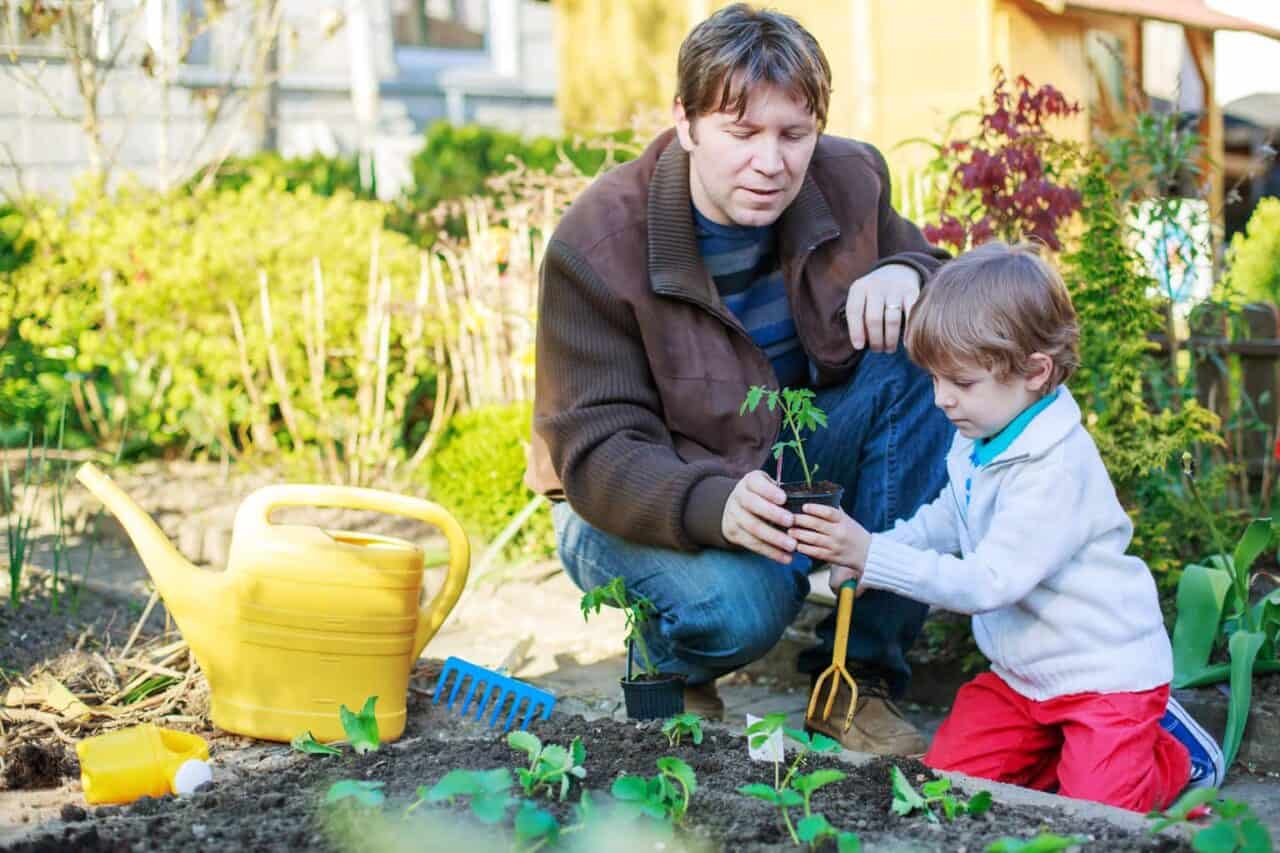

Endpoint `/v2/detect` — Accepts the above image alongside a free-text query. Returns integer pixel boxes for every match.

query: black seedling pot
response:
[781,480,844,515]
[620,674,686,720]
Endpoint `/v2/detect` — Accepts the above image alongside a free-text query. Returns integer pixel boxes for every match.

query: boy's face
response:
[931,361,1049,440]
[673,81,819,228]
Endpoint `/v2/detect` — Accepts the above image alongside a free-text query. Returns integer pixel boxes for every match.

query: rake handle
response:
[830,579,856,669]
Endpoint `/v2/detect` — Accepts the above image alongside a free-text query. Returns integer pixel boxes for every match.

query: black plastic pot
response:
[620,674,686,720]
[781,480,844,515]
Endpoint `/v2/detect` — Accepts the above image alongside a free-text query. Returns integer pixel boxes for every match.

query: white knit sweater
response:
[864,387,1172,701]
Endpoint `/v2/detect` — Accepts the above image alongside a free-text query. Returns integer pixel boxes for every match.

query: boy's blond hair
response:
[905,242,1080,389]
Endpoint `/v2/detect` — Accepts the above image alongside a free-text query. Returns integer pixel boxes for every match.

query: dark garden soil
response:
[2,661,1192,853]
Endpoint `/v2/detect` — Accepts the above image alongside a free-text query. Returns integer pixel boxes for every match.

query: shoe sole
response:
[1165,697,1226,786]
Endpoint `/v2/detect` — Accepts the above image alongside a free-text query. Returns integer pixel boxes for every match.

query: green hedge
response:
[193,152,372,199]
[426,402,554,562]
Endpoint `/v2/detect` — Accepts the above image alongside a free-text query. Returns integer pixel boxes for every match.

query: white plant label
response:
[745,713,784,763]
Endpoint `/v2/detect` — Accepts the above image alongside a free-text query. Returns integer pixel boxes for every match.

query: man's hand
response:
[791,503,872,570]
[722,470,796,562]
[846,263,922,352]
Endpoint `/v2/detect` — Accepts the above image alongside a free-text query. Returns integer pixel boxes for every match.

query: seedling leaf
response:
[339,696,380,754]
[514,801,559,843]
[325,779,385,808]
[656,756,697,796]
[890,766,927,817]
[291,730,341,756]
[967,790,994,816]
[793,769,847,794]
[838,832,863,852]
[508,730,541,757]
[986,833,1085,852]
[797,813,836,843]
[737,782,782,805]
[612,775,650,801]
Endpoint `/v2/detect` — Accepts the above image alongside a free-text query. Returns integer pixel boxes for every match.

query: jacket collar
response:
[951,386,1083,469]
[646,133,839,304]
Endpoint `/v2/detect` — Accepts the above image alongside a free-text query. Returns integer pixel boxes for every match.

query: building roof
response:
[1027,0,1280,40]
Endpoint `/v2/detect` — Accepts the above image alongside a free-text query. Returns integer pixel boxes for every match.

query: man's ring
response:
[886,303,903,311]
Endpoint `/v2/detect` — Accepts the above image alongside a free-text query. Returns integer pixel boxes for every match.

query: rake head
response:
[431,656,556,732]
[805,664,858,735]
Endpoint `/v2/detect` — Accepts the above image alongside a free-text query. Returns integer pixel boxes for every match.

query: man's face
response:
[674,82,819,228]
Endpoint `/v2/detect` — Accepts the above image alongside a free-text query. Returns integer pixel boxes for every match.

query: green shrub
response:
[1223,197,1280,305]
[193,152,372,199]
[3,175,426,461]
[426,402,554,562]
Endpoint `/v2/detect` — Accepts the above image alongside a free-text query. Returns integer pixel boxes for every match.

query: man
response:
[526,3,952,754]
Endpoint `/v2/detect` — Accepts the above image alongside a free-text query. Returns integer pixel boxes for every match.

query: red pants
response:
[924,672,1190,813]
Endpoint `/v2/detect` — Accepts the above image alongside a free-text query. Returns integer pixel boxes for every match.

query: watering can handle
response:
[238,485,470,659]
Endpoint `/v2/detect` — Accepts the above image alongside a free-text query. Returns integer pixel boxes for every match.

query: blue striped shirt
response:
[692,207,809,388]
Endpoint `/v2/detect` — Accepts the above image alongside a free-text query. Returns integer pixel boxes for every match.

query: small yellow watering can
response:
[76,464,469,744]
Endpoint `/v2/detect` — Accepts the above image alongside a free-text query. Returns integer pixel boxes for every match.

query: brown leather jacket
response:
[526,129,947,552]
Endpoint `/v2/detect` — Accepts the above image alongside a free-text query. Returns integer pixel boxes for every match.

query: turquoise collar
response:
[970,387,1060,467]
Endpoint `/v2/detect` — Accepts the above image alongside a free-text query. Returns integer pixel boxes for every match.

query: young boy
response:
[791,242,1224,812]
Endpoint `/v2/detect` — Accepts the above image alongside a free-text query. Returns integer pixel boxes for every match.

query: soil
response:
[0,586,137,677]
[1,664,1191,853]
[782,481,843,515]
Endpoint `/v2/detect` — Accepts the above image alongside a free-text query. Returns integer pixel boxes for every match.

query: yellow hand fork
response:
[806,579,858,733]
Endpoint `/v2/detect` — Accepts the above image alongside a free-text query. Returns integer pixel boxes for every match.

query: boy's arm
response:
[861,466,1088,614]
[877,483,962,555]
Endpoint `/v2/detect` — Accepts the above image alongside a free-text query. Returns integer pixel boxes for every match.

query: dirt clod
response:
[58,805,86,823]
[2,744,71,791]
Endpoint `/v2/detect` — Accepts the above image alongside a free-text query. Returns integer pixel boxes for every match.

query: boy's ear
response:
[1025,353,1054,393]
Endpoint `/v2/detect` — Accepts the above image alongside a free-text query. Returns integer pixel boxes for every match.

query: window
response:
[391,0,487,51]
[0,1,112,59]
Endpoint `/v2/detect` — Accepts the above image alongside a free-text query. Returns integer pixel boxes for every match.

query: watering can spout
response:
[75,463,224,620]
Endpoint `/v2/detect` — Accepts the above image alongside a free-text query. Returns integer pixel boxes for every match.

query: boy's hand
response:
[791,504,872,570]
[826,563,866,597]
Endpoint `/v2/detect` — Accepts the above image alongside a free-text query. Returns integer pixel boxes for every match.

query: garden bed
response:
[2,659,1193,853]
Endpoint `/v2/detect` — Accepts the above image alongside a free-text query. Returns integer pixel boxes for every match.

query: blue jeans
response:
[553,347,953,697]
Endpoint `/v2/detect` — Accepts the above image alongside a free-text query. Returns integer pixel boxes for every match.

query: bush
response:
[192,152,372,199]
[1223,197,1280,305]
[426,402,554,562]
[3,175,427,463]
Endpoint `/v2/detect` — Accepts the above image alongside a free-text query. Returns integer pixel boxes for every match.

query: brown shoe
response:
[806,678,927,756]
[683,681,725,722]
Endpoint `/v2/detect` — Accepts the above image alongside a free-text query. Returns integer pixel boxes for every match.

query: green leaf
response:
[890,766,927,816]
[921,778,952,798]
[779,788,804,807]
[428,769,481,801]
[1172,564,1233,686]
[540,744,569,769]
[507,730,541,758]
[1193,820,1241,853]
[471,792,513,824]
[338,696,380,754]
[737,782,782,804]
[612,775,650,802]
[793,769,847,794]
[514,801,559,842]
[1239,817,1273,853]
[809,733,842,754]
[986,834,1084,852]
[837,832,863,853]
[941,796,958,821]
[797,813,836,843]
[325,779,385,808]
[570,736,586,768]
[290,730,341,756]
[1223,629,1266,769]
[657,756,697,795]
[967,790,994,816]
[1232,519,1273,577]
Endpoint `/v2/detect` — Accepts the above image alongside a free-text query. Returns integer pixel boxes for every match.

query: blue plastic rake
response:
[432,656,556,732]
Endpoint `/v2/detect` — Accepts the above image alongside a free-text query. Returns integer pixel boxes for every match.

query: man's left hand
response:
[846,264,922,352]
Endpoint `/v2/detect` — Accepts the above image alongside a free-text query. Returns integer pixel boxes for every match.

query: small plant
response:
[508,731,586,801]
[410,768,516,824]
[1171,452,1280,770]
[611,756,698,825]
[291,730,341,756]
[1148,787,1273,853]
[339,696,381,754]
[581,576,660,678]
[3,433,43,607]
[514,800,560,851]
[986,833,1087,852]
[737,713,860,848]
[890,766,992,823]
[796,813,862,852]
[325,779,386,808]
[739,386,828,488]
[662,713,704,748]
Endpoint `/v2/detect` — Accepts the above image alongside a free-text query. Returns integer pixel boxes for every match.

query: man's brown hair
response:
[676,3,831,131]
[906,242,1080,389]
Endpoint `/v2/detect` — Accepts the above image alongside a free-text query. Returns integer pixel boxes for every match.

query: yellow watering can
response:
[76,464,469,744]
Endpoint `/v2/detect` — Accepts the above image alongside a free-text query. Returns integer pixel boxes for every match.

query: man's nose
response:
[752,138,783,175]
